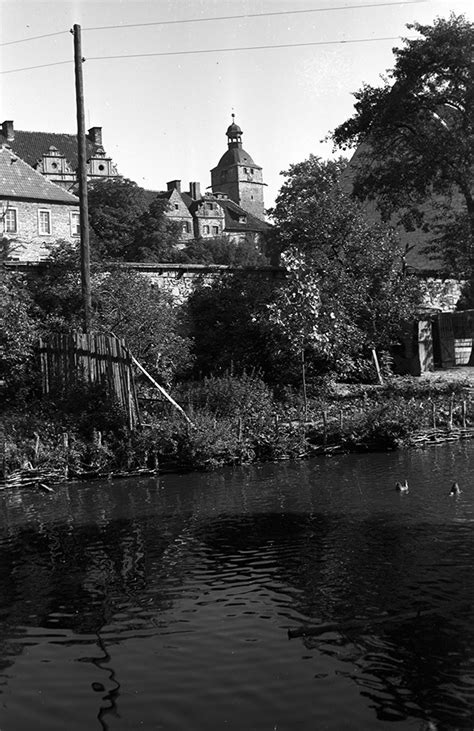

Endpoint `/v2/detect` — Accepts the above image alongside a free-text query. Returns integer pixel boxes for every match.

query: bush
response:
[177,372,275,420]
[345,399,421,449]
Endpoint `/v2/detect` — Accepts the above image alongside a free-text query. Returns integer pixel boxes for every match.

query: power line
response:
[0,34,413,75]
[82,1,426,32]
[1,59,73,75]
[0,1,425,48]
[0,30,68,47]
[87,35,409,61]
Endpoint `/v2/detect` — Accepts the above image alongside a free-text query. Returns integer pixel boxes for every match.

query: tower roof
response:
[213,114,261,170]
[226,121,242,138]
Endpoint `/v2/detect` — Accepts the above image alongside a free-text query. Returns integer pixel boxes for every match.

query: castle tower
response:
[210,115,265,221]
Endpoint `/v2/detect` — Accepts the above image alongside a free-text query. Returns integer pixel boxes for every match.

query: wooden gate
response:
[437,313,456,368]
[38,331,139,429]
[436,310,474,369]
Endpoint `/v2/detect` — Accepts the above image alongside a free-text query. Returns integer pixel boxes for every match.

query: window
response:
[4,208,18,234]
[244,167,248,173]
[203,225,210,235]
[70,211,80,236]
[182,221,191,234]
[250,168,254,174]
[212,226,219,235]
[174,204,179,210]
[38,209,51,235]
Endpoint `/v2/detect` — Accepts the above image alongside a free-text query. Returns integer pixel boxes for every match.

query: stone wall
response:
[121,263,285,302]
[4,260,285,303]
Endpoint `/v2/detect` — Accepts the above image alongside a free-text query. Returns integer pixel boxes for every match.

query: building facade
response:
[0,145,80,261]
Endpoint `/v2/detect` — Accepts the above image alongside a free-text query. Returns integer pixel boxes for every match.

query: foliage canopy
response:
[268,156,422,377]
[330,14,474,276]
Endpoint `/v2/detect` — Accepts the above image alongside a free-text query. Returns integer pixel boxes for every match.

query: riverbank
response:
[1,371,473,489]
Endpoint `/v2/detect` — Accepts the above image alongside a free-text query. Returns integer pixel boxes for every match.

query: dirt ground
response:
[419,366,474,385]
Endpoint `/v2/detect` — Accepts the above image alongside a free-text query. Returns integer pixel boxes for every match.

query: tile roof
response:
[182,192,270,232]
[218,197,270,232]
[212,146,260,171]
[0,130,100,170]
[0,146,79,204]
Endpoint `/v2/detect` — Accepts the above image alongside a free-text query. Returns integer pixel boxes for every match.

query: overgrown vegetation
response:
[3,14,472,478]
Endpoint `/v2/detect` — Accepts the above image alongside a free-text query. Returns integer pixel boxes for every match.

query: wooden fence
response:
[38,331,139,429]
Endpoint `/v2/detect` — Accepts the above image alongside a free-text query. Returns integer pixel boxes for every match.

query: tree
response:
[91,268,193,386]
[0,259,39,399]
[181,234,270,266]
[186,273,298,389]
[330,14,474,276]
[27,243,192,386]
[269,156,421,379]
[88,178,180,261]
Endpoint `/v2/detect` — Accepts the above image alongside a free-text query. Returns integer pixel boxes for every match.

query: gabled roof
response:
[181,191,270,233]
[0,146,79,204]
[217,197,270,232]
[0,130,101,170]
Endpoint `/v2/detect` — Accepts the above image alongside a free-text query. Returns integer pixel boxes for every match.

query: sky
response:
[0,0,472,212]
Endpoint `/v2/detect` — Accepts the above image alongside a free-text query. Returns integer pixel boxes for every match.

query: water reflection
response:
[0,444,473,730]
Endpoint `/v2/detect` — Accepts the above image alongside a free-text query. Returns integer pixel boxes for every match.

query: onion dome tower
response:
[210,115,265,221]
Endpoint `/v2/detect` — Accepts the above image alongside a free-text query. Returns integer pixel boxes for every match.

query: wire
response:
[88,35,407,62]
[1,59,73,75]
[82,1,426,32]
[0,1,425,47]
[0,30,68,47]
[0,34,413,74]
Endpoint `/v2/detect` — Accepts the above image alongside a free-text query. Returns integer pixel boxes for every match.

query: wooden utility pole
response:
[72,24,91,332]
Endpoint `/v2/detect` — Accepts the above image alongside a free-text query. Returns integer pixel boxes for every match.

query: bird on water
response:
[395,480,409,492]
[449,482,461,496]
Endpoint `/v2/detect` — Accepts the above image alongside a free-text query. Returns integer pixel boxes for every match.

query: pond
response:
[0,443,473,730]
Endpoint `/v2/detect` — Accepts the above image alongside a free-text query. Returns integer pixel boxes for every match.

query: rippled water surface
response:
[0,443,473,731]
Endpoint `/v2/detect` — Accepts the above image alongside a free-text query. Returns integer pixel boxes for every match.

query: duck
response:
[395,479,409,492]
[449,482,461,496]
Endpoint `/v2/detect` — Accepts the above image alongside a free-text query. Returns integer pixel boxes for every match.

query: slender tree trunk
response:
[301,346,308,422]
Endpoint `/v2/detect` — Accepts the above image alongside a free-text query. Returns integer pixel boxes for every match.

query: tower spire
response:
[226,114,242,147]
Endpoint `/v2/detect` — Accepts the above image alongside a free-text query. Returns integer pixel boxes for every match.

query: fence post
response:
[322,410,328,449]
[274,414,279,438]
[63,432,69,479]
[448,393,454,432]
[462,399,467,429]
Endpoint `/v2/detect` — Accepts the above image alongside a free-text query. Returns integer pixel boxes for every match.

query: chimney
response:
[2,120,14,141]
[167,180,181,193]
[189,181,201,200]
[87,126,103,145]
